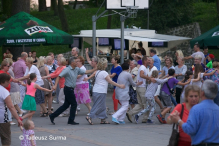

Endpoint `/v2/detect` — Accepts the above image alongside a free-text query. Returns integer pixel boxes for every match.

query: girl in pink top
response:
[20,73,53,120]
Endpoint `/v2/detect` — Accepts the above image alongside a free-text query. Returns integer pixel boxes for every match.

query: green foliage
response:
[193,2,219,33]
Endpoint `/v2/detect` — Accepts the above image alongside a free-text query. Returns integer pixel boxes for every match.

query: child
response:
[20,120,36,146]
[156,69,192,124]
[112,63,142,124]
[20,73,53,120]
[134,70,172,124]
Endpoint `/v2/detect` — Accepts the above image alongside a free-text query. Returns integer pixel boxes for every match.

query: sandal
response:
[100,119,110,124]
[48,111,53,115]
[86,117,93,125]
[40,112,48,117]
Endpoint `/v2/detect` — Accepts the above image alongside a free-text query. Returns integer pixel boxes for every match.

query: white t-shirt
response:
[93,70,109,93]
[146,66,158,77]
[24,65,44,86]
[190,73,204,88]
[0,85,10,123]
[191,51,205,63]
[137,65,148,87]
[76,66,88,85]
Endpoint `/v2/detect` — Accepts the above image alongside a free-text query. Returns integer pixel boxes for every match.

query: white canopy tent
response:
[73,29,191,57]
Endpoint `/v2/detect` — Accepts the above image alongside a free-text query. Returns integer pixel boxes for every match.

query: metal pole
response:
[147,10,149,29]
[92,15,96,57]
[120,16,125,64]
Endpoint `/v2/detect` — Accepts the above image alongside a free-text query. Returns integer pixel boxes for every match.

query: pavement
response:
[11,91,172,146]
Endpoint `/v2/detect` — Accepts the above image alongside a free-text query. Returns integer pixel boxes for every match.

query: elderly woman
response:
[174,57,187,103]
[174,50,184,66]
[42,57,67,116]
[85,58,125,125]
[0,73,22,146]
[129,60,138,109]
[74,56,92,115]
[17,57,48,117]
[5,58,23,118]
[167,85,200,146]
[45,56,57,87]
[191,54,205,72]
[37,57,53,115]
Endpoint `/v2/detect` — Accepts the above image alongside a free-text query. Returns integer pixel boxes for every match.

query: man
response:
[126,56,150,123]
[170,80,219,146]
[48,52,58,67]
[138,41,146,56]
[13,52,27,111]
[149,49,161,71]
[203,46,209,65]
[49,57,96,125]
[183,44,205,64]
[71,47,79,57]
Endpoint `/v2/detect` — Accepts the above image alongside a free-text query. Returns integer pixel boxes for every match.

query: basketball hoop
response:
[126,6,139,18]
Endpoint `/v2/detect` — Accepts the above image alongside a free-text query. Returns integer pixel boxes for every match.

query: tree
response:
[217,0,219,19]
[38,0,47,12]
[58,0,69,32]
[2,0,12,17]
[73,0,77,9]
[51,0,58,16]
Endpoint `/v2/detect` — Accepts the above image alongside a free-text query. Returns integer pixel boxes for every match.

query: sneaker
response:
[112,117,119,124]
[21,109,27,113]
[10,122,16,125]
[52,100,58,104]
[119,121,125,124]
[18,113,23,117]
[87,113,90,116]
[58,114,64,117]
[134,115,139,124]
[162,119,167,124]
[147,119,154,124]
[156,115,163,124]
[126,113,132,123]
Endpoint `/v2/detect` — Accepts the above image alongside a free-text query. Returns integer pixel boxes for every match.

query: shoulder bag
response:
[167,104,184,146]
[166,82,174,94]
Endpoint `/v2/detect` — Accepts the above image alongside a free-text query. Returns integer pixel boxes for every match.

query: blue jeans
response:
[170,95,177,106]
[214,91,219,106]
[50,86,77,123]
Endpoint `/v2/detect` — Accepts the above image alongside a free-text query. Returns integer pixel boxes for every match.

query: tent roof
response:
[73,29,191,42]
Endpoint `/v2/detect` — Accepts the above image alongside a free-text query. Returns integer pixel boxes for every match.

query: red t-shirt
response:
[0,70,11,92]
[168,103,191,142]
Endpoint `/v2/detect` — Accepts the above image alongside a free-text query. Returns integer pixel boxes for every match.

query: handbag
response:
[166,82,174,94]
[167,104,184,146]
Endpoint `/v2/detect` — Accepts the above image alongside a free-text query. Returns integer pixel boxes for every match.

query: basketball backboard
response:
[106,0,149,10]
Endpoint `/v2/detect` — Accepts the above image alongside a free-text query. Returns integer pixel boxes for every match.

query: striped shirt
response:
[145,78,169,99]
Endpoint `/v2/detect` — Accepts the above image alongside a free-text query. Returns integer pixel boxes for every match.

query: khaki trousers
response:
[128,87,148,121]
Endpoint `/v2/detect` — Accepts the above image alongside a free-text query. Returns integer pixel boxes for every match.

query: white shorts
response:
[154,85,161,96]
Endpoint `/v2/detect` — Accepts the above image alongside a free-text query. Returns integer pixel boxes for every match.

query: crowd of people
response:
[0,44,219,146]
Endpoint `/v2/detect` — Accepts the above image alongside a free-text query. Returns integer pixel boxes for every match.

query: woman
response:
[174,57,187,103]
[17,57,48,117]
[129,60,138,109]
[37,57,53,115]
[159,57,175,78]
[109,56,123,114]
[74,56,92,115]
[5,58,23,117]
[174,50,184,66]
[129,48,137,60]
[167,85,200,146]
[32,51,38,65]
[85,58,125,125]
[0,73,22,146]
[45,56,57,86]
[206,61,219,106]
[42,57,67,116]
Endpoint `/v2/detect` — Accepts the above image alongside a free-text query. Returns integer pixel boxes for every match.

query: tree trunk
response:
[38,0,47,12]
[107,10,112,29]
[2,0,12,17]
[11,0,30,15]
[51,0,58,16]
[58,0,69,32]
[73,0,78,9]
[217,0,219,19]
